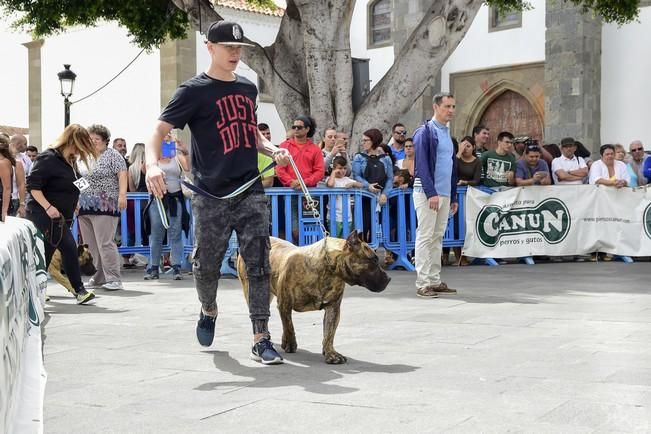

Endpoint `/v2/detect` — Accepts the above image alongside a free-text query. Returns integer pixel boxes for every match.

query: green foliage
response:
[0,0,640,48]
[485,0,641,25]
[246,0,278,9]
[0,0,190,48]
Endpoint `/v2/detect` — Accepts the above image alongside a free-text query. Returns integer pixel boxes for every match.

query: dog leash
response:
[284,156,334,268]
[286,156,329,239]
[167,155,331,260]
[156,161,276,229]
[175,161,277,200]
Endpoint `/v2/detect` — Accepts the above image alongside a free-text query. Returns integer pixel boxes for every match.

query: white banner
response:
[0,217,47,434]
[463,185,651,258]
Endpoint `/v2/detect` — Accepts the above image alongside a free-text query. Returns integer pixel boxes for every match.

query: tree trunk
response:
[294,0,356,136]
[351,0,484,141]
[172,0,483,143]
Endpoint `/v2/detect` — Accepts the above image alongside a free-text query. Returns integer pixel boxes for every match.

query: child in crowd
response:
[326,156,362,237]
[393,169,412,189]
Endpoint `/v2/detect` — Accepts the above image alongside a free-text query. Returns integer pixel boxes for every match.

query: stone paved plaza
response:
[42,262,650,433]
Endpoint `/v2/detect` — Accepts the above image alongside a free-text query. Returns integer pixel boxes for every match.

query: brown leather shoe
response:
[428,282,457,294]
[416,286,439,298]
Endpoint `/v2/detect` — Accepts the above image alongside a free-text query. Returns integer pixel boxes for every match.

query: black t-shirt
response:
[159,73,261,196]
[26,148,81,220]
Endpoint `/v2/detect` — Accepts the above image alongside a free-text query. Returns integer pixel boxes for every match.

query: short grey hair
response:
[433,92,454,105]
[629,140,643,150]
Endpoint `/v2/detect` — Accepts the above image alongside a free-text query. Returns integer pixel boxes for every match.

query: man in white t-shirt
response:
[551,137,588,185]
[10,134,32,175]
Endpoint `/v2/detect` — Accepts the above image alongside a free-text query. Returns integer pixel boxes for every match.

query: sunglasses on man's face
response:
[291,125,305,130]
[631,147,644,152]
[394,131,407,136]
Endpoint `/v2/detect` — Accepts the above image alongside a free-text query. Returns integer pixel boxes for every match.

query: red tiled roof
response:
[213,0,284,17]
[0,125,28,136]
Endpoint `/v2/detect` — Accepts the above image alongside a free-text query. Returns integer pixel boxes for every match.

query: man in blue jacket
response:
[412,92,459,298]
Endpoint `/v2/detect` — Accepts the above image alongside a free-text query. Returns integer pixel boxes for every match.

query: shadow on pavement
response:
[44,300,129,315]
[340,262,651,304]
[94,289,154,298]
[194,349,418,395]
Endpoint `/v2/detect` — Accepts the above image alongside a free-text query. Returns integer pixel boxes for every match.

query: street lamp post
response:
[57,64,77,127]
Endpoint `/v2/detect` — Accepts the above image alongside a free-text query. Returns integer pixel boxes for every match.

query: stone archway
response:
[478,89,543,145]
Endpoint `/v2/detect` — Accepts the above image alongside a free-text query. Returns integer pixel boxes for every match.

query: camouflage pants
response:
[192,190,271,333]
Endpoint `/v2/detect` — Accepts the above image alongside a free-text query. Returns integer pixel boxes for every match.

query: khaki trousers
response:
[413,193,450,289]
[78,214,122,284]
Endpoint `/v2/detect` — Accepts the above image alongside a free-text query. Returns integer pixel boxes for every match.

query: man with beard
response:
[390,123,408,167]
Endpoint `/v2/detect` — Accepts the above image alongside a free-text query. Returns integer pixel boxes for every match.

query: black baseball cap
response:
[560,137,576,147]
[206,21,254,47]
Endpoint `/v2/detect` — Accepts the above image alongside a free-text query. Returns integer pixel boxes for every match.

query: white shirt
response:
[551,155,587,185]
[588,159,631,185]
[18,153,32,175]
[10,154,32,200]
[331,176,355,222]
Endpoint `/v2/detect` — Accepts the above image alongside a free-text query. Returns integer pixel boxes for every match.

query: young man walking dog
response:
[145,21,289,365]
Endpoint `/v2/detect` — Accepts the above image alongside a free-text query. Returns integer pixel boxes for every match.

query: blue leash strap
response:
[154,197,170,229]
[177,161,276,200]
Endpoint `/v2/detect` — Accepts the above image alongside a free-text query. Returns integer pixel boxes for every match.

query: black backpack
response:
[361,153,387,188]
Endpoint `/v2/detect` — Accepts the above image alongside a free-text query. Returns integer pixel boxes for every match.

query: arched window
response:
[368,0,392,48]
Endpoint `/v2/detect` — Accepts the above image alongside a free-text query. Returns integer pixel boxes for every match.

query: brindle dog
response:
[237,230,390,364]
[48,244,96,295]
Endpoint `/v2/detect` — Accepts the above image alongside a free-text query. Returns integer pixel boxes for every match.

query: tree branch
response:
[352,0,484,138]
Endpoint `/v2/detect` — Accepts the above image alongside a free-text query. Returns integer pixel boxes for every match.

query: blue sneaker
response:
[250,337,284,365]
[196,311,216,347]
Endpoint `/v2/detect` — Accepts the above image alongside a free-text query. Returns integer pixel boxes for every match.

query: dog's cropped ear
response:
[346,230,362,248]
[77,244,86,255]
[83,244,89,248]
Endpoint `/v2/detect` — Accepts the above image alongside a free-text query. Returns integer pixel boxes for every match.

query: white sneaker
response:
[85,278,103,289]
[102,281,124,291]
[131,254,149,267]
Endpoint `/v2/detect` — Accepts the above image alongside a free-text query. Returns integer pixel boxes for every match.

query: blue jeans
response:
[148,199,183,268]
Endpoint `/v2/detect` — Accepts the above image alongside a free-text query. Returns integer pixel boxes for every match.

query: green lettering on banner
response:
[644,203,651,239]
[476,198,571,247]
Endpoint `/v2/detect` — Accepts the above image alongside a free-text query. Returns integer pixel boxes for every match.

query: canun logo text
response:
[476,198,571,247]
[644,203,651,239]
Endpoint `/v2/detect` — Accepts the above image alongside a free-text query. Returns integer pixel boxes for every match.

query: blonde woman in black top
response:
[26,124,98,304]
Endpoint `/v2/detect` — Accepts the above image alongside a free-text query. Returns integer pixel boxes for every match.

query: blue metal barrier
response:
[265,187,381,249]
[71,192,194,268]
[68,187,482,276]
[381,187,472,271]
[381,189,415,271]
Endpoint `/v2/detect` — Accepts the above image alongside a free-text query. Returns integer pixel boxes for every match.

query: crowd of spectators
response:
[2,119,650,275]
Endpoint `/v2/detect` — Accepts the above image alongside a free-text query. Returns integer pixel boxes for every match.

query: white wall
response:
[601,6,651,148]
[350,0,394,90]
[2,11,283,150]
[39,22,160,149]
[441,1,546,91]
[0,28,30,129]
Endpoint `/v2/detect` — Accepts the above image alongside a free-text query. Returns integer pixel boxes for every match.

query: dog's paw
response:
[324,351,347,364]
[281,335,297,353]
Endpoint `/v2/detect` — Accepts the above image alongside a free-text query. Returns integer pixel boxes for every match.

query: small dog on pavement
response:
[48,244,96,295]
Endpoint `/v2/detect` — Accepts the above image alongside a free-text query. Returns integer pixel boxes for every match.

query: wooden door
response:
[479,90,543,145]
